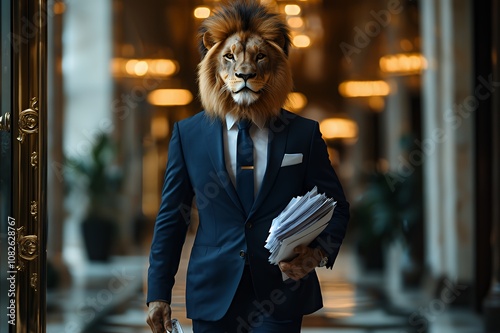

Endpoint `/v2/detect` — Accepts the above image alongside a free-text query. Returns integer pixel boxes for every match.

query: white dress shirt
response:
[223,113,269,197]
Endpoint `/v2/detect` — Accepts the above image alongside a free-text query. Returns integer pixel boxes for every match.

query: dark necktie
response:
[236,119,254,215]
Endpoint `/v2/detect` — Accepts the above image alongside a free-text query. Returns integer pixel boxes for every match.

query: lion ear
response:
[203,32,215,50]
[276,34,286,50]
[268,35,290,57]
[275,34,290,56]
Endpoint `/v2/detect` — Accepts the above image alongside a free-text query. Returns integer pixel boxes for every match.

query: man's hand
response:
[279,245,324,281]
[146,301,172,333]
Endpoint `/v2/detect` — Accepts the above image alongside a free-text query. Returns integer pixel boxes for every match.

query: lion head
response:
[197,0,293,122]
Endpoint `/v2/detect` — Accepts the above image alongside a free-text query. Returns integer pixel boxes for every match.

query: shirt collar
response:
[225,112,266,131]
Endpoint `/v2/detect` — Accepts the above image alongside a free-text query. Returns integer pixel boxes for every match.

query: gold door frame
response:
[11,0,47,331]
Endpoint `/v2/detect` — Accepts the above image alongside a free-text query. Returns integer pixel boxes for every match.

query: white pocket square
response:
[281,153,303,167]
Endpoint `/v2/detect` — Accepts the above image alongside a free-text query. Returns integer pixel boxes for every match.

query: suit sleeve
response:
[147,122,194,305]
[306,122,350,269]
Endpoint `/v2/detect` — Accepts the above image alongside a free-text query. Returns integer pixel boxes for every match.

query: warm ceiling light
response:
[114,58,178,78]
[287,17,304,29]
[194,7,211,19]
[125,59,149,76]
[338,80,391,97]
[134,60,149,76]
[379,53,428,74]
[149,59,178,76]
[125,59,138,76]
[148,89,193,106]
[285,92,308,112]
[368,96,385,112]
[111,58,122,75]
[293,35,311,48]
[285,4,301,16]
[53,2,66,14]
[151,116,170,139]
[400,39,414,52]
[319,118,359,140]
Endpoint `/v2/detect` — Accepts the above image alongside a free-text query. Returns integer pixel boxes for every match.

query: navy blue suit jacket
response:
[147,110,349,321]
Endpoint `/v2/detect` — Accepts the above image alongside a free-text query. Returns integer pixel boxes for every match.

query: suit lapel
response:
[248,111,290,219]
[203,115,245,214]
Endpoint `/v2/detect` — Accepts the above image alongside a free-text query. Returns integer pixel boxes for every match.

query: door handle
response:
[18,97,39,142]
[0,112,11,132]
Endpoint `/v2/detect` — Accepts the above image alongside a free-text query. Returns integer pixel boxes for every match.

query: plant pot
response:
[81,215,116,261]
[356,240,385,271]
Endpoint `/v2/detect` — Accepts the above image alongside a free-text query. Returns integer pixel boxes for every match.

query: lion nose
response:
[235,73,256,81]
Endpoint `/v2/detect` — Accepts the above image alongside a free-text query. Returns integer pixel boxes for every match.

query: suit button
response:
[239,250,246,258]
[246,222,253,229]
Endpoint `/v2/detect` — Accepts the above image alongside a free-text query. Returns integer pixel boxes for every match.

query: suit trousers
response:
[192,266,303,333]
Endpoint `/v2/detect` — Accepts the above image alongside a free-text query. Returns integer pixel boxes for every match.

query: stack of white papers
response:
[265,186,337,266]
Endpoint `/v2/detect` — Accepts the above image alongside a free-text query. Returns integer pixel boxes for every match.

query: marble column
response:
[420,0,444,278]
[420,0,474,285]
[62,0,113,263]
[483,1,500,329]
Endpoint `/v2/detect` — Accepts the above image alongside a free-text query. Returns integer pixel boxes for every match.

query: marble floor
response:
[47,234,483,333]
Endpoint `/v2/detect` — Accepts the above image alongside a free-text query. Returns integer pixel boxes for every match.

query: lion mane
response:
[197,0,293,122]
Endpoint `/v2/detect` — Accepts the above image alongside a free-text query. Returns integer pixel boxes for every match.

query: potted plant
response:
[351,137,422,273]
[352,172,416,261]
[65,133,123,261]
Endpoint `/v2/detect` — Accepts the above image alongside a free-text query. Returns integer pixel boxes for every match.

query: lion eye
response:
[256,53,266,60]
[224,53,234,60]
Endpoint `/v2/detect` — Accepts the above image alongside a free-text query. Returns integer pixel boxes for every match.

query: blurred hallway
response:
[1,0,499,332]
